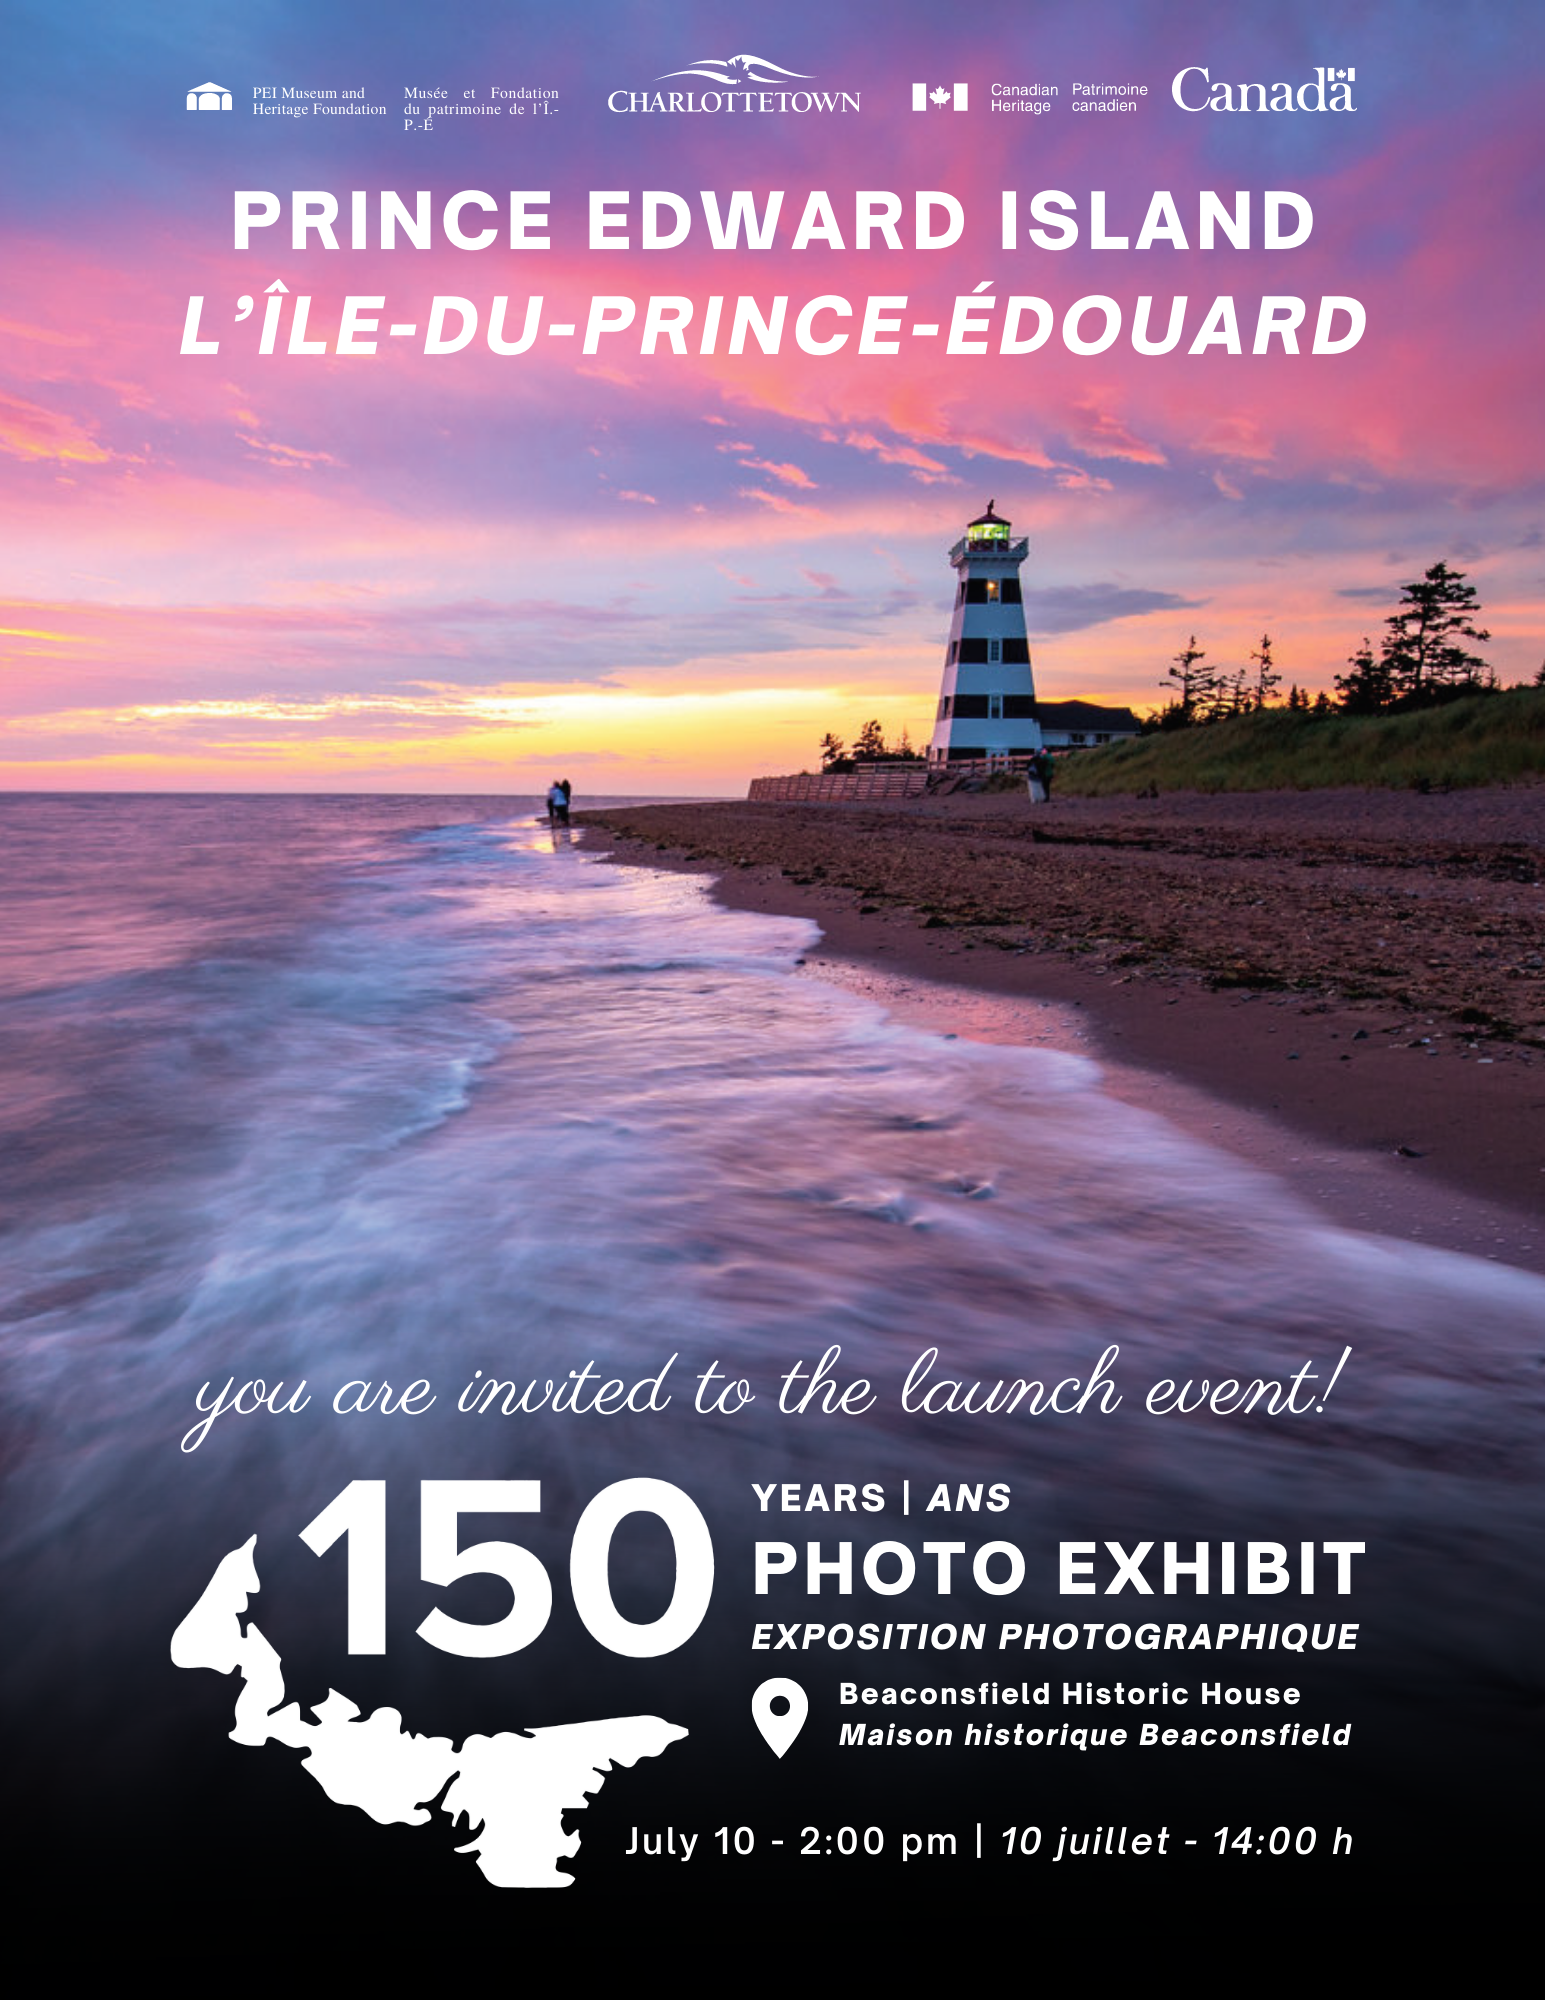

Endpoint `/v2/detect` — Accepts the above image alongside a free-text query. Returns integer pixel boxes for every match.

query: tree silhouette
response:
[1162,636,1211,720]
[1335,638,1394,715]
[852,718,888,760]
[1381,562,1490,699]
[819,731,846,766]
[1249,632,1281,709]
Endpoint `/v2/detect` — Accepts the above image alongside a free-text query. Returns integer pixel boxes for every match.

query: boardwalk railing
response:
[748,757,1049,802]
[930,756,1039,780]
[747,764,931,803]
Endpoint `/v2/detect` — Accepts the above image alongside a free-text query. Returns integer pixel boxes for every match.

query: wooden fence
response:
[748,756,1048,802]
[747,764,931,803]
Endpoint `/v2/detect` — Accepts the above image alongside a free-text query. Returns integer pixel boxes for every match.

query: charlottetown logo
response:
[608,52,859,114]
[1172,65,1356,112]
[658,54,811,87]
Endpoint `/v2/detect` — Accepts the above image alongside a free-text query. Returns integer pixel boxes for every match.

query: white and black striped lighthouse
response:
[927,502,1042,765]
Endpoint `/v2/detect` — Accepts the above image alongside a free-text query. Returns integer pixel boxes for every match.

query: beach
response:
[580,786,1545,1270]
[3,792,1541,1914]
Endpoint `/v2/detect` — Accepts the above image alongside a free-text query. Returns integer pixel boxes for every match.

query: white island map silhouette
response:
[172,1538,687,1887]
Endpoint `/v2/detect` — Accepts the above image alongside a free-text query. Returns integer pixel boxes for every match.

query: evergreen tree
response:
[819,731,846,767]
[1335,638,1395,714]
[1163,636,1210,721]
[1196,664,1248,721]
[1380,562,1490,699]
[852,718,888,760]
[1249,632,1281,709]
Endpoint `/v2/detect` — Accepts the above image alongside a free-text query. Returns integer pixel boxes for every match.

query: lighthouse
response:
[927,502,1042,766]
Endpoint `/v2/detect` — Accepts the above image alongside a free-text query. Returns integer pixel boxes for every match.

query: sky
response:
[3,0,1542,792]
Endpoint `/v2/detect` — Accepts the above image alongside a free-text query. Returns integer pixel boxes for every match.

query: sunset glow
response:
[5,3,1541,790]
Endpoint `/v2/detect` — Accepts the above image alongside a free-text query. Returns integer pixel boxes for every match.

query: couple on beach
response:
[546,778,573,825]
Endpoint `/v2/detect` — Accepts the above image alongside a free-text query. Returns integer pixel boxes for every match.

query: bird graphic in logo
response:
[656,53,813,86]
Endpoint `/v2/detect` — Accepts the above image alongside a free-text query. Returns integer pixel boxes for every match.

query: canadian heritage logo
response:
[913,83,970,112]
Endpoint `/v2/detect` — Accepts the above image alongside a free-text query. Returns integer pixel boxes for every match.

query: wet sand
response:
[579,788,1545,1273]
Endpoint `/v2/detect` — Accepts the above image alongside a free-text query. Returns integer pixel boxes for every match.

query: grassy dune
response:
[1057,687,1545,795]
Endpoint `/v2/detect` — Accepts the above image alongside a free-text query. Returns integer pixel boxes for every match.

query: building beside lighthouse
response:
[927,503,1043,766]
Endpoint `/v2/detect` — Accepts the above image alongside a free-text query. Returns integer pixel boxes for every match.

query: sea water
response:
[1,795,1538,1880]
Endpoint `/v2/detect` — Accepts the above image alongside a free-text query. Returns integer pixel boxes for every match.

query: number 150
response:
[299,1478,713,1660]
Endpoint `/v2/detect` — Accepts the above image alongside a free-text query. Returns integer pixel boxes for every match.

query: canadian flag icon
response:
[913,82,968,110]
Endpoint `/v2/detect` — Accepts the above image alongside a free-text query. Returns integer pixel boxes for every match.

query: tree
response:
[1249,632,1281,709]
[1192,663,1246,722]
[1335,637,1395,715]
[818,731,846,767]
[1380,561,1490,700]
[1162,636,1211,721]
[852,718,888,760]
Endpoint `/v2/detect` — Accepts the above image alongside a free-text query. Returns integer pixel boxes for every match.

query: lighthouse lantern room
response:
[927,502,1042,765]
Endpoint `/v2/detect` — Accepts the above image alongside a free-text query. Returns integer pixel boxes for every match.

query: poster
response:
[4,0,1540,1940]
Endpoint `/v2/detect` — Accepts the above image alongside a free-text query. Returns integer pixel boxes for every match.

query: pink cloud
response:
[736,486,818,516]
[0,389,111,465]
[736,456,816,488]
[1064,395,1168,466]
[238,435,343,469]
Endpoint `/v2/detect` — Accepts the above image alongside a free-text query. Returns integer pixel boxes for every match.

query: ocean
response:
[2,794,1537,1904]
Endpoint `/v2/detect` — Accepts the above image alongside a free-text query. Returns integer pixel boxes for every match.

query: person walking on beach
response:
[546,780,570,826]
[1029,748,1055,803]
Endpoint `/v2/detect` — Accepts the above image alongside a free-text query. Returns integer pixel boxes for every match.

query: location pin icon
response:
[752,1677,808,1758]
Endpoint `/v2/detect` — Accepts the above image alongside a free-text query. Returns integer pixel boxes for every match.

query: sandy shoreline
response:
[579,790,1545,1275]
